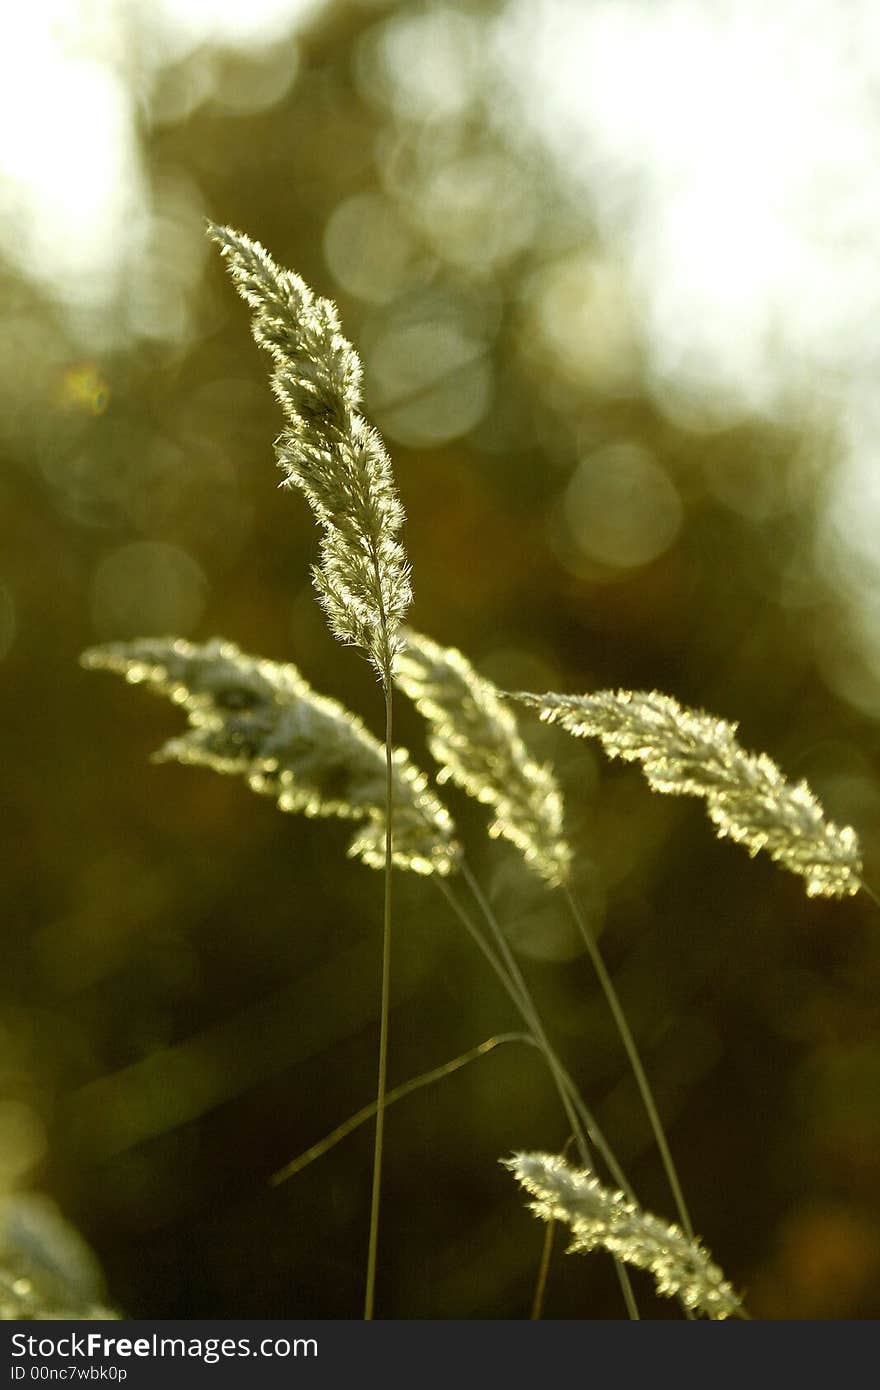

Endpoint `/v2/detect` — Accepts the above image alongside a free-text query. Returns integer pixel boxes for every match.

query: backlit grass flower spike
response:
[207,222,410,685]
[80,637,459,876]
[506,1151,741,1320]
[395,629,571,886]
[209,224,414,1319]
[513,688,862,899]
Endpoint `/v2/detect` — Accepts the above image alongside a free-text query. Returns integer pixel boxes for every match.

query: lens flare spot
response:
[560,443,682,571]
[58,364,110,416]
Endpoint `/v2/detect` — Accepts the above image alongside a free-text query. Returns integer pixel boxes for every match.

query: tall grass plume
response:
[505,1151,741,1320]
[81,637,458,875]
[513,689,861,898]
[396,630,571,886]
[208,223,414,1320]
[208,223,410,684]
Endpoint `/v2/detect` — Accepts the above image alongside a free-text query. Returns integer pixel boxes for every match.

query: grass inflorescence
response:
[80,223,872,1321]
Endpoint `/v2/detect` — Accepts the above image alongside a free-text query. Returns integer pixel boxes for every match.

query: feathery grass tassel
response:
[80,638,458,876]
[207,223,410,685]
[208,225,412,1318]
[395,630,571,886]
[513,689,862,899]
[505,1152,742,1320]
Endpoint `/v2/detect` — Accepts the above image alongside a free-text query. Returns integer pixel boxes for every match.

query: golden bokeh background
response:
[3,0,880,1318]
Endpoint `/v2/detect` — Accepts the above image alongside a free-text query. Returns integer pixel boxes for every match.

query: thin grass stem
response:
[271,1032,532,1185]
[459,863,634,1194]
[364,680,394,1321]
[438,871,640,1318]
[530,1134,575,1320]
[436,880,614,1177]
[530,1219,556,1320]
[563,887,694,1242]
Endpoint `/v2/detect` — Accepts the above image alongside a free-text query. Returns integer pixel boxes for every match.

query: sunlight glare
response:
[497,0,880,704]
[0,3,143,315]
[0,0,325,336]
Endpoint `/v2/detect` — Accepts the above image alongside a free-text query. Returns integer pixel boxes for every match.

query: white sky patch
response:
[497,0,880,420]
[0,3,142,315]
[497,0,880,704]
[152,0,325,59]
[0,0,324,334]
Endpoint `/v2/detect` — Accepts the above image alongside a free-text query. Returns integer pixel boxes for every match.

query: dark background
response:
[2,0,880,1319]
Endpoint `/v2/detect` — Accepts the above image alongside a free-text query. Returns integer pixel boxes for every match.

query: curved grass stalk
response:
[394,632,696,1278]
[436,876,630,1192]
[563,887,694,1243]
[271,1032,532,1185]
[457,865,619,1187]
[462,866,698,1317]
[436,873,641,1318]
